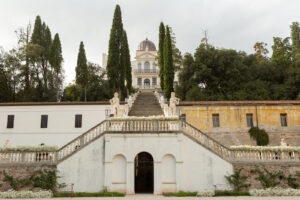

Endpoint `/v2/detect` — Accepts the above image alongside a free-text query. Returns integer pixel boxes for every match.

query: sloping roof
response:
[179,100,300,106]
[0,101,125,106]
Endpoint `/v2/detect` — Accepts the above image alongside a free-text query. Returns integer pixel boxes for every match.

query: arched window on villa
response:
[144,62,150,73]
[152,63,156,73]
[138,63,142,73]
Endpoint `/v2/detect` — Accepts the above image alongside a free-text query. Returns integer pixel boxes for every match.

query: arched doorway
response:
[134,152,154,193]
[144,79,150,89]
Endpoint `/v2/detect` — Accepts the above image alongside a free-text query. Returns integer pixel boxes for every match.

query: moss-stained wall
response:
[179,103,300,146]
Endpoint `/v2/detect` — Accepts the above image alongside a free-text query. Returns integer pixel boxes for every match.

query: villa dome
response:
[138,38,156,51]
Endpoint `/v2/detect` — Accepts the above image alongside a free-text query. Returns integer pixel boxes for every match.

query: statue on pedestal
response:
[169,92,180,116]
[110,92,120,117]
[3,140,10,147]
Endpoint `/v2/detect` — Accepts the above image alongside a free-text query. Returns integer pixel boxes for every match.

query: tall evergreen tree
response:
[107,4,124,96]
[31,16,43,46]
[289,22,300,98]
[158,22,165,90]
[169,27,182,71]
[163,26,174,99]
[50,33,63,101]
[122,30,132,95]
[75,42,88,101]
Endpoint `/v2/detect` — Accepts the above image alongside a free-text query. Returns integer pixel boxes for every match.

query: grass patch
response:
[53,191,125,197]
[214,190,250,196]
[163,191,198,197]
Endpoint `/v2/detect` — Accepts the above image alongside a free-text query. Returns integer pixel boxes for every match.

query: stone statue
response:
[3,140,10,147]
[169,92,180,116]
[110,92,120,117]
[280,137,287,146]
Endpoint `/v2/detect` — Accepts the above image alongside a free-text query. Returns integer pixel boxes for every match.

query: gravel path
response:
[7,195,299,200]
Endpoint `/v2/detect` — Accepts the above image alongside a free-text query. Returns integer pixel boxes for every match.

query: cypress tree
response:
[75,42,88,101]
[163,26,174,99]
[158,22,165,90]
[31,16,52,92]
[50,33,63,101]
[107,4,124,96]
[31,16,43,46]
[122,30,132,95]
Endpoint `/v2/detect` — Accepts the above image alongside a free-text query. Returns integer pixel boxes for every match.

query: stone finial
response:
[169,92,180,116]
[110,92,120,117]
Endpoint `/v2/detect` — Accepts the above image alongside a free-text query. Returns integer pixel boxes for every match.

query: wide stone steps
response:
[128,92,163,116]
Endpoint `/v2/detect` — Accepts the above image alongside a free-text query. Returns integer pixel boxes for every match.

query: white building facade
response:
[103,38,179,89]
[0,103,110,147]
[131,39,160,89]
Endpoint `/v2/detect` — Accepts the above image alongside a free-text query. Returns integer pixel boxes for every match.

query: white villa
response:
[103,38,178,89]
[0,38,299,196]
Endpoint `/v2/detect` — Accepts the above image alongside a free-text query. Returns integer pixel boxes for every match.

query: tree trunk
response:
[84,86,87,102]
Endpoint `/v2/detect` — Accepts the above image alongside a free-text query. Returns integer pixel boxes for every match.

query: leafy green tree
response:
[121,30,132,96]
[253,42,269,63]
[107,4,124,96]
[75,42,88,101]
[225,169,251,191]
[175,53,195,100]
[49,33,63,101]
[158,22,165,90]
[163,26,174,99]
[62,83,81,102]
[252,168,283,189]
[86,62,111,101]
[15,23,32,92]
[0,49,13,102]
[63,63,110,102]
[169,27,182,71]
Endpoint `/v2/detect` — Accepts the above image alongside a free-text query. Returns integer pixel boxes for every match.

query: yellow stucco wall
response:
[179,104,300,146]
[180,105,299,131]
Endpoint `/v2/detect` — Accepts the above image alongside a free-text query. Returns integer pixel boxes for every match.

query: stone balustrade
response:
[154,91,169,116]
[1,118,300,165]
[0,151,56,164]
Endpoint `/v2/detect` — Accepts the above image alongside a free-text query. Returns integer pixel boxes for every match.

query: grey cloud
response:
[0,0,299,84]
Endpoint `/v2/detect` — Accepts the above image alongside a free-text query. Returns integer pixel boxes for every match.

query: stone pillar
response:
[154,161,162,194]
[126,161,135,194]
[104,136,112,191]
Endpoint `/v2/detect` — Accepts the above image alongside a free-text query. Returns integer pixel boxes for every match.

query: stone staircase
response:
[128,91,164,116]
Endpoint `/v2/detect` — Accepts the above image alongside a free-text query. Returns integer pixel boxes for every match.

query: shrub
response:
[3,171,31,191]
[0,190,52,198]
[248,127,269,146]
[2,170,65,192]
[214,190,250,196]
[285,175,299,189]
[53,191,125,197]
[197,190,215,197]
[225,169,251,191]
[251,168,283,189]
[250,187,300,196]
[163,191,197,197]
[30,170,63,191]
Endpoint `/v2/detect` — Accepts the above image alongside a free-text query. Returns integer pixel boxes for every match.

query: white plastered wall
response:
[58,132,233,194]
[0,105,109,147]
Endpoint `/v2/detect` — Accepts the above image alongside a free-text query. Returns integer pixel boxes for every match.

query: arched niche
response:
[162,154,176,183]
[112,154,127,183]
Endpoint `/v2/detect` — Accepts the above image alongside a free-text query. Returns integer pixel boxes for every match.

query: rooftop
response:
[138,38,156,51]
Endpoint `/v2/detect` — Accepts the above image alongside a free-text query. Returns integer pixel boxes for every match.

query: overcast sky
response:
[0,0,299,84]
